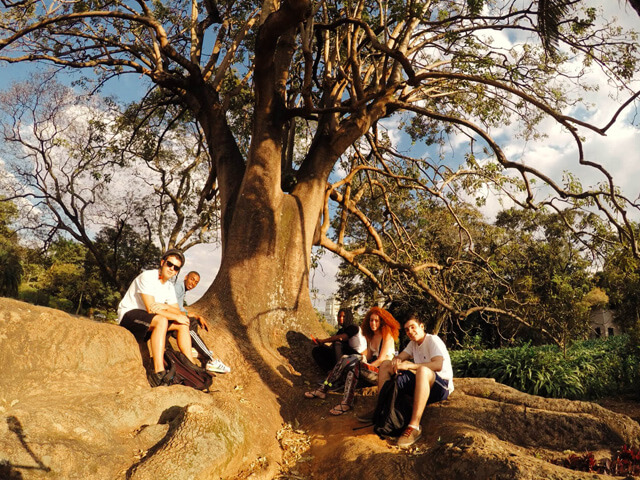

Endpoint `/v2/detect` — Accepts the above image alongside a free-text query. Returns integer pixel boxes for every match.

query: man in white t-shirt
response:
[117,249,194,387]
[377,314,454,448]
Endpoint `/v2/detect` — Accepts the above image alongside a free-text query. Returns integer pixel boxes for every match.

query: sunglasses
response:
[165,260,182,272]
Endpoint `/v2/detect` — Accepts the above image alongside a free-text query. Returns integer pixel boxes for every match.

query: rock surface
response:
[0,298,281,480]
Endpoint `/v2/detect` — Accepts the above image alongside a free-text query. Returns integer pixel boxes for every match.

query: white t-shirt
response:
[402,334,454,392]
[117,270,179,323]
[347,326,367,354]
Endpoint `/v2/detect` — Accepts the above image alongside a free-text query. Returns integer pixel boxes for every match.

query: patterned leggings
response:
[321,354,379,407]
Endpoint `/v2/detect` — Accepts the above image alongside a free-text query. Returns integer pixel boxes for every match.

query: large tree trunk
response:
[208,193,319,332]
[194,139,329,355]
[190,0,326,356]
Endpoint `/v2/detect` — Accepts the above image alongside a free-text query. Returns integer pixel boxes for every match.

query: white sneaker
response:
[191,348,199,359]
[206,358,231,374]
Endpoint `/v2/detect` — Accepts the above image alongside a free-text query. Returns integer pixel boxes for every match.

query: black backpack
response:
[372,376,413,438]
[163,346,213,391]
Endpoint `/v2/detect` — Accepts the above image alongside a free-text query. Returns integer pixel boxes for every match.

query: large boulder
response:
[0,298,275,480]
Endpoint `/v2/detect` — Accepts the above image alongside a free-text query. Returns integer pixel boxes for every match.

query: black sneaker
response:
[148,370,167,387]
[357,409,376,423]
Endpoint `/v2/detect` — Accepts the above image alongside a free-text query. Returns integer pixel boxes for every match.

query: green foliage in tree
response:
[582,287,609,310]
[490,208,596,345]
[35,238,91,314]
[337,198,599,347]
[87,224,161,293]
[597,233,640,332]
[0,199,23,297]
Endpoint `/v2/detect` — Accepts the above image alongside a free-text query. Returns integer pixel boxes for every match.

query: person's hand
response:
[197,315,209,331]
[391,356,401,374]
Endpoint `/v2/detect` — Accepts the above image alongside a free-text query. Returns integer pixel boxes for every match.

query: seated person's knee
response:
[379,359,393,372]
[416,364,434,378]
[152,314,169,329]
[177,323,190,333]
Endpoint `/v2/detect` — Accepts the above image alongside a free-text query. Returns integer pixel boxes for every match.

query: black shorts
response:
[120,309,156,342]
[396,370,451,405]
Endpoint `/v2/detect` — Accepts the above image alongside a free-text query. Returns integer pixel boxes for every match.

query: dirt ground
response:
[276,367,640,480]
[598,394,640,424]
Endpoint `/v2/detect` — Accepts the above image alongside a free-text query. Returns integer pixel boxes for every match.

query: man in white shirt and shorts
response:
[377,314,454,448]
[117,249,194,386]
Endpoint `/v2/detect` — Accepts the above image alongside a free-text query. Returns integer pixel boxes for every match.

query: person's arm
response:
[368,333,395,368]
[140,294,190,325]
[396,355,444,374]
[176,301,209,331]
[318,333,348,344]
[192,314,209,331]
[390,350,412,374]
[170,303,209,331]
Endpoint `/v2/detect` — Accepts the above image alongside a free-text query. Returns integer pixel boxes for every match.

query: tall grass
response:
[451,335,640,400]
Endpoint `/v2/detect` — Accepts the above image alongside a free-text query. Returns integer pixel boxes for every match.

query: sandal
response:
[304,388,327,399]
[329,403,352,416]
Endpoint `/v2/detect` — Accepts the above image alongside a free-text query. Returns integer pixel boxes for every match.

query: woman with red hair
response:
[304,306,400,415]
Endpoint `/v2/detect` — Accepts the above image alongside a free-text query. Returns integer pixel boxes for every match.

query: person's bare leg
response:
[169,323,195,363]
[378,360,393,390]
[148,315,169,373]
[408,366,436,426]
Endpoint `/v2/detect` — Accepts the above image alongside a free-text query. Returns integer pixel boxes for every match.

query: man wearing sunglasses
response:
[117,249,195,387]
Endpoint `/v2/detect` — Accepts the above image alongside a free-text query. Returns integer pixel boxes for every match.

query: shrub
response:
[451,335,639,400]
[18,286,50,307]
[49,297,74,313]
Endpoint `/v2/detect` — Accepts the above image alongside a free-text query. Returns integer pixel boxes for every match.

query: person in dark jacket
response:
[311,308,359,371]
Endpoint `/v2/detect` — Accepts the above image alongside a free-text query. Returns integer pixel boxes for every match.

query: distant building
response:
[590,308,620,338]
[324,296,340,325]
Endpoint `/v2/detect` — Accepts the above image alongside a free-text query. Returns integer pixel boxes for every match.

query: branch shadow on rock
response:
[124,405,187,479]
[4,416,51,478]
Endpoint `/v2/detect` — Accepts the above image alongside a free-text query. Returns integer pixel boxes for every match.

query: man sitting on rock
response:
[175,270,230,374]
[117,249,194,387]
[375,314,454,448]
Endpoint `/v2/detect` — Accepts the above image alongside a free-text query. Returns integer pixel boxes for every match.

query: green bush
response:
[451,335,640,400]
[18,285,50,306]
[49,297,74,313]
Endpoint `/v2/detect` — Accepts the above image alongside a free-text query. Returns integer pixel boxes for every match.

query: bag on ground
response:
[372,376,412,438]
[163,345,212,391]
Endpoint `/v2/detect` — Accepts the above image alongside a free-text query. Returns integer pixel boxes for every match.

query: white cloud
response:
[182,243,222,305]
[310,247,342,305]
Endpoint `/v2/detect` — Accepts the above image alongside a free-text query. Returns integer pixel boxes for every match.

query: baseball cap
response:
[161,248,185,266]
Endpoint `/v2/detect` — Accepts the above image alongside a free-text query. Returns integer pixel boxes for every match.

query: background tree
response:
[38,238,90,313]
[86,224,161,296]
[335,194,601,347]
[0,198,23,297]
[490,208,597,346]
[0,76,217,293]
[597,231,640,331]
